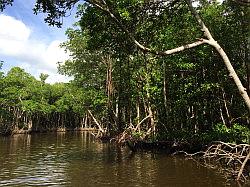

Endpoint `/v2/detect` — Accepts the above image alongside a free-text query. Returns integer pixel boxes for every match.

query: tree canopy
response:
[0,0,249,144]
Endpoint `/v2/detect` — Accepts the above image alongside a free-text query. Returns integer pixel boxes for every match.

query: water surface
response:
[0,132,243,186]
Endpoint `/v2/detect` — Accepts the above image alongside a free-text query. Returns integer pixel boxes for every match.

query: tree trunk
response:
[28,119,32,131]
[247,62,250,95]
[163,62,168,116]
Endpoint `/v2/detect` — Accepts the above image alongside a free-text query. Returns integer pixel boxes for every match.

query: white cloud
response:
[0,14,71,83]
[44,40,69,71]
[0,14,31,41]
[17,62,71,84]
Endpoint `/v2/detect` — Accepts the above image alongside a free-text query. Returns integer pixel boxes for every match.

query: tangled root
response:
[180,141,250,182]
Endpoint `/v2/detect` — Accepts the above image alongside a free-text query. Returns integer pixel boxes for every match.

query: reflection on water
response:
[0,132,242,187]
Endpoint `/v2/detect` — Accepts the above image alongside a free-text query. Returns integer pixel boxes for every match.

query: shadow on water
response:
[0,132,247,187]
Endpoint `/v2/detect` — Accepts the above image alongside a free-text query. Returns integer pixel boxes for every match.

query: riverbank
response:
[0,127,99,136]
[125,140,204,153]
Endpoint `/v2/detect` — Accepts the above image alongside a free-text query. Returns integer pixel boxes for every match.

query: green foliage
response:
[0,66,96,133]
[155,123,250,146]
[0,0,13,11]
[212,123,250,144]
[1,0,249,145]
[40,73,49,83]
[131,131,144,140]
[33,0,78,27]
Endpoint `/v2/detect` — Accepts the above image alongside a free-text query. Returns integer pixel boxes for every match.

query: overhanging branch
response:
[86,0,207,56]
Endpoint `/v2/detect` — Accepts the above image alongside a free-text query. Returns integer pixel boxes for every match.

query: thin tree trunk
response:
[105,55,114,132]
[136,101,140,131]
[84,114,88,128]
[163,62,168,116]
[222,89,231,126]
[246,62,250,95]
[28,118,32,130]
[106,55,113,109]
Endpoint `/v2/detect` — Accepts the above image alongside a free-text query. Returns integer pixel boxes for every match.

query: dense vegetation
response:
[0,0,249,144]
[0,64,95,134]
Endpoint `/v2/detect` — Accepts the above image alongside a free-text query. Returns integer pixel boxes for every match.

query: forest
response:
[0,0,250,181]
[0,0,249,142]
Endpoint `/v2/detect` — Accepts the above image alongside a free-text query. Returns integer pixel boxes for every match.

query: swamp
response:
[0,0,250,186]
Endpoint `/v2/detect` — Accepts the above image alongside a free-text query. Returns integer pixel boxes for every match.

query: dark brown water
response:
[0,132,245,187]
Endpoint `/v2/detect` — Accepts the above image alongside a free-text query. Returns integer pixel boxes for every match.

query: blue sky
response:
[0,0,78,83]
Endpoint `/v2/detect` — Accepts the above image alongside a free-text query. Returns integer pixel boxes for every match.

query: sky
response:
[0,0,78,83]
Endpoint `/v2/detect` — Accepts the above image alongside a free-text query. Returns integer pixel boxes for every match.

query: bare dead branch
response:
[191,142,250,182]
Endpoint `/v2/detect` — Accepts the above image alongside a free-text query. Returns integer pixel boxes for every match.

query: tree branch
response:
[86,0,206,56]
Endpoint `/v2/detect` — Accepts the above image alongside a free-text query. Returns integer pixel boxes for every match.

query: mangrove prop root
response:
[180,141,250,182]
[237,150,250,181]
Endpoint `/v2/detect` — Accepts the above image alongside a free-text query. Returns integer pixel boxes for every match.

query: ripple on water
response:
[0,133,239,187]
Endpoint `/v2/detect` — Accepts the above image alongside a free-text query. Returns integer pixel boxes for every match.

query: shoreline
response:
[0,127,99,136]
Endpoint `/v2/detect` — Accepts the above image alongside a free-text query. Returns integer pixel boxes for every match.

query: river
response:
[0,132,242,186]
